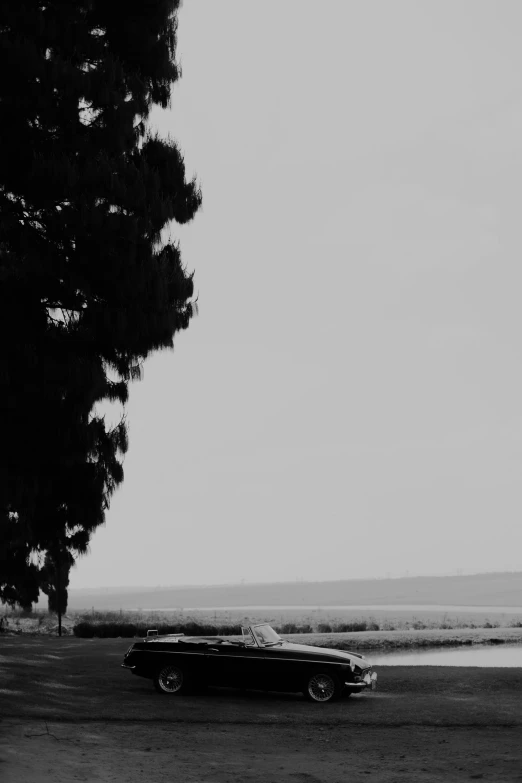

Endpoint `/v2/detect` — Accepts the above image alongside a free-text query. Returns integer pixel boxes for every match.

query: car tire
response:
[153,664,189,695]
[304,670,341,703]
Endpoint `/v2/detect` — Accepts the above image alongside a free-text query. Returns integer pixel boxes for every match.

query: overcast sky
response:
[72,0,522,589]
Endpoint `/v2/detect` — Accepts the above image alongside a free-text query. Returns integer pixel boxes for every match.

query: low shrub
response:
[68,613,522,639]
[73,621,242,639]
[274,623,314,635]
[331,621,378,633]
[276,623,298,634]
[317,623,332,633]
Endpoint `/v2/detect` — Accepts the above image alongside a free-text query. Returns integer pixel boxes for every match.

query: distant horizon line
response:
[68,568,522,592]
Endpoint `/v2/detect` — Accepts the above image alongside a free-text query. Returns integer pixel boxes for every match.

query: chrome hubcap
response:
[308,673,335,702]
[159,666,183,692]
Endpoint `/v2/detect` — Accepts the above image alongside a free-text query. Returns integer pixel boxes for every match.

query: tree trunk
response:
[56,553,62,638]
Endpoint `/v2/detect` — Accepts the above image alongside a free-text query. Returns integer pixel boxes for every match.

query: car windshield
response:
[253,624,282,646]
[242,627,255,645]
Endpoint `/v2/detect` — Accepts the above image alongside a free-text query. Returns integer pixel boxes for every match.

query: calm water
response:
[175,604,522,613]
[367,644,522,667]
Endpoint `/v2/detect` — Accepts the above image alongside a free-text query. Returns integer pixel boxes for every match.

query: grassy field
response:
[3,609,522,653]
[3,605,522,643]
[283,626,522,650]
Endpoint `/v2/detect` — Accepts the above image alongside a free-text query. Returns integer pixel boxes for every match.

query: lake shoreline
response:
[282,625,522,650]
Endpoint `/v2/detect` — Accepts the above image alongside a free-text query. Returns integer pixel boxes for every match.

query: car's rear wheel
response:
[304,671,341,703]
[153,664,188,695]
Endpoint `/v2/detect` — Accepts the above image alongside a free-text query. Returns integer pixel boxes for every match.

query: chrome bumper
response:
[345,672,377,692]
[121,663,136,670]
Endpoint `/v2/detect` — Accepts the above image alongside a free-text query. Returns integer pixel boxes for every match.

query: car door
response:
[262,645,309,692]
[205,642,266,689]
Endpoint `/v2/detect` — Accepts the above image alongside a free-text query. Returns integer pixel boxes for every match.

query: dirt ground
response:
[1,637,521,782]
[3,720,521,783]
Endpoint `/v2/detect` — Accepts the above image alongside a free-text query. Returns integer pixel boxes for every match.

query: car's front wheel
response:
[153,664,188,695]
[304,671,341,703]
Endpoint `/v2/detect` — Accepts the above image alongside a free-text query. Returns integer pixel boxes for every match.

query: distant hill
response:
[56,571,522,611]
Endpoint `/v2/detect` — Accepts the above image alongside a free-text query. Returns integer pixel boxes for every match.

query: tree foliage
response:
[0,0,201,608]
[39,550,74,616]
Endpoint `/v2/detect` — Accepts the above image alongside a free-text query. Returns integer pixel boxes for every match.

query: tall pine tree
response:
[0,1,201,610]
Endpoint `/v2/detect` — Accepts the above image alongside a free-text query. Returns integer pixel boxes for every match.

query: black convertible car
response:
[121,622,377,703]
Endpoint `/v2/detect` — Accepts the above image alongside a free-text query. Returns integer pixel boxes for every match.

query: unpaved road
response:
[2,720,521,783]
[1,637,521,782]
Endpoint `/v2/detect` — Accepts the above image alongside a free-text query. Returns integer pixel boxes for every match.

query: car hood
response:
[278,641,371,666]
